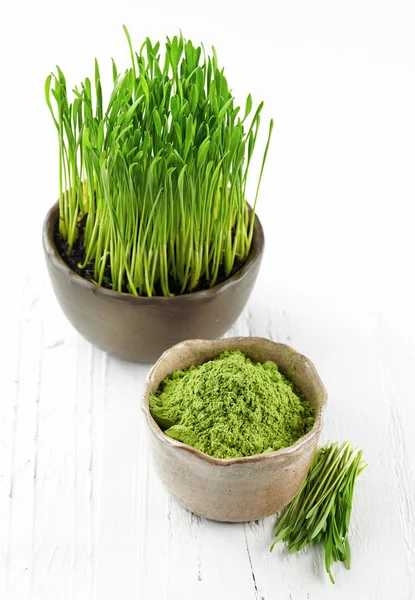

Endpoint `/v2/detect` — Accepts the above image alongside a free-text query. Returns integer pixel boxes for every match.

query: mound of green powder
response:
[149,351,315,459]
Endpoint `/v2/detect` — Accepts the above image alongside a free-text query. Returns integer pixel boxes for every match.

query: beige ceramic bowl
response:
[142,337,327,522]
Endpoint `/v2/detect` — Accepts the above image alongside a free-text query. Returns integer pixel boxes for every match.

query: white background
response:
[1,0,415,598]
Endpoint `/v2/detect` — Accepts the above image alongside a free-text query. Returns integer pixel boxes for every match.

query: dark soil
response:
[54,218,245,297]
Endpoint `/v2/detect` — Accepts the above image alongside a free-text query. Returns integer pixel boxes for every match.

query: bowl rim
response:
[142,337,328,466]
[42,201,264,304]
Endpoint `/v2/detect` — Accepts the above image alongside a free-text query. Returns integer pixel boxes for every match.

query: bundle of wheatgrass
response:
[271,441,367,583]
[45,27,273,297]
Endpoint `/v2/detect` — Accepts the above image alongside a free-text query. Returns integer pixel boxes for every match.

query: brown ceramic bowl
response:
[42,202,264,363]
[142,337,328,522]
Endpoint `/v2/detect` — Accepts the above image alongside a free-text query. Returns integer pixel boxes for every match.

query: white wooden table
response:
[2,1,415,598]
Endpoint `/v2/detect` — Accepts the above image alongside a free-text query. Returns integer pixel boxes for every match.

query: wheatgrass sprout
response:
[45,27,273,297]
[271,441,367,583]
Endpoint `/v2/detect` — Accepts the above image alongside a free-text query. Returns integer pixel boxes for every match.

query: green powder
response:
[149,351,315,459]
